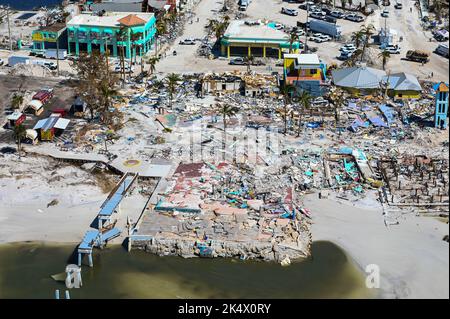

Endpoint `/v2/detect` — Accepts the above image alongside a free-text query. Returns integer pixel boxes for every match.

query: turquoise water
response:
[0,241,375,299]
[0,0,62,10]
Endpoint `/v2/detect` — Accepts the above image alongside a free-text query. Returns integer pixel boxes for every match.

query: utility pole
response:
[6,6,12,51]
[104,36,109,77]
[305,4,309,53]
[56,36,60,76]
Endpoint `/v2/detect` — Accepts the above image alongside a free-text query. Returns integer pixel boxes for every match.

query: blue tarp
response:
[349,116,369,132]
[366,112,388,127]
[338,147,353,155]
[378,104,395,126]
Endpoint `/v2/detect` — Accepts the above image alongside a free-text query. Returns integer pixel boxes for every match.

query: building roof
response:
[385,72,422,91]
[26,100,43,111]
[37,23,67,33]
[285,53,321,69]
[33,116,70,131]
[332,67,386,89]
[67,12,154,28]
[118,14,147,26]
[223,21,289,42]
[433,82,449,92]
[7,112,24,121]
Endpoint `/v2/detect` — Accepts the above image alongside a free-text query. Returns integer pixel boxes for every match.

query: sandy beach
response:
[307,194,449,299]
[0,152,147,244]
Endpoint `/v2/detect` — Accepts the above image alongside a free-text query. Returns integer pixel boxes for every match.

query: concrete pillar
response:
[78,253,82,267]
[263,46,266,58]
[75,41,79,56]
[227,46,230,58]
[248,46,251,57]
[278,48,282,59]
[113,43,118,57]
[88,253,93,268]
[127,29,131,59]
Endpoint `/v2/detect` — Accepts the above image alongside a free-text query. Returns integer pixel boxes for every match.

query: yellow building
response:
[283,53,328,96]
[221,21,300,59]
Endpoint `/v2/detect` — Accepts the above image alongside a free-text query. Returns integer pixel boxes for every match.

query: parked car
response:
[381,44,401,54]
[252,59,266,66]
[294,29,305,36]
[325,15,337,23]
[435,44,449,58]
[309,34,326,43]
[282,7,299,16]
[381,9,389,17]
[345,14,364,22]
[318,34,331,42]
[340,43,357,52]
[273,23,284,30]
[0,58,4,66]
[337,51,354,60]
[330,10,344,18]
[394,2,402,9]
[298,1,315,9]
[179,39,196,45]
[229,57,246,65]
[310,11,325,19]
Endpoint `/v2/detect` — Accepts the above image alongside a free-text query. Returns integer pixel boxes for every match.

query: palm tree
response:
[341,0,347,9]
[297,90,311,136]
[351,30,365,49]
[13,124,26,158]
[206,19,219,36]
[147,56,159,75]
[166,73,181,107]
[213,21,226,41]
[342,49,362,67]
[330,88,345,129]
[11,94,23,110]
[378,50,391,70]
[244,55,254,73]
[128,30,142,78]
[155,20,167,56]
[116,27,128,83]
[217,103,239,160]
[360,24,375,62]
[280,83,295,135]
[288,29,300,53]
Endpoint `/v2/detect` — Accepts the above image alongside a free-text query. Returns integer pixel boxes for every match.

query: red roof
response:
[118,14,146,27]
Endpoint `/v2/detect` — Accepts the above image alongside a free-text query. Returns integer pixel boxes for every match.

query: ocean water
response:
[0,241,376,299]
[0,0,62,10]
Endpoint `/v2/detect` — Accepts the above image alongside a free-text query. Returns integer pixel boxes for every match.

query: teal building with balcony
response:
[66,12,156,58]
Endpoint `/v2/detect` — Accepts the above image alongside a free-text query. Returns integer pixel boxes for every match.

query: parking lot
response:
[0,0,448,83]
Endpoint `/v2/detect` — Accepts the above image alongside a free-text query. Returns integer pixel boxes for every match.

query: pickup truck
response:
[405,50,430,63]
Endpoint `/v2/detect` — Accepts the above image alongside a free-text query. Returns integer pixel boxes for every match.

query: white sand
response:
[306,194,449,299]
[0,152,151,244]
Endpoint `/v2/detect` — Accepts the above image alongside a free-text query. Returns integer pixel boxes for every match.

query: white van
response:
[435,44,449,58]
